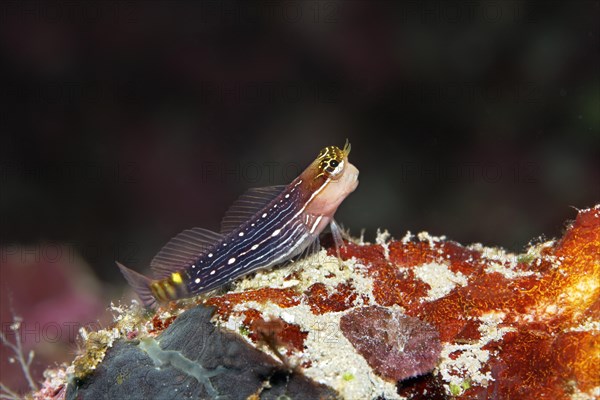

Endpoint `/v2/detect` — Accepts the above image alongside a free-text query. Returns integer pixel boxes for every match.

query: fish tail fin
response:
[116,261,157,309]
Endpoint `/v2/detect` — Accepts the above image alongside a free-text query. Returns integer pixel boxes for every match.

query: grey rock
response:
[66,305,338,400]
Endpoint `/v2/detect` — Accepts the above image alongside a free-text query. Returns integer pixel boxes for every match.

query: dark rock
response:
[340,306,442,382]
[66,305,338,400]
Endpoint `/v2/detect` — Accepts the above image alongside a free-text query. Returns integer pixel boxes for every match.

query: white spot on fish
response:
[191,264,196,269]
[195,278,201,284]
[208,253,213,258]
[238,232,244,237]
[251,223,255,227]
[223,243,227,247]
[262,213,267,218]
[210,270,216,275]
[274,204,277,208]
[272,229,281,237]
[228,257,236,265]
[251,244,259,250]
[285,194,290,198]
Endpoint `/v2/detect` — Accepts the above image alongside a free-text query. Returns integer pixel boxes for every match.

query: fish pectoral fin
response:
[116,261,157,309]
[150,228,224,279]
[329,219,346,270]
[330,219,347,249]
[220,185,287,234]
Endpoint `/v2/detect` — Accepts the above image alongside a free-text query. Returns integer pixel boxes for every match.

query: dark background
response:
[0,0,598,392]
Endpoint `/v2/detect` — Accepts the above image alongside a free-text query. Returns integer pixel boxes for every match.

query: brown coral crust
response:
[206,287,300,317]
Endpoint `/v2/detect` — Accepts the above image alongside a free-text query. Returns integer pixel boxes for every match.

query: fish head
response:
[302,140,359,217]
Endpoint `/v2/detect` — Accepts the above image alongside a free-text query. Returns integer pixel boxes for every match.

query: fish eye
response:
[315,144,348,180]
[318,157,344,179]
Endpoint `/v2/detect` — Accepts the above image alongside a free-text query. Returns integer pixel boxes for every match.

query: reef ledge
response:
[29,205,600,399]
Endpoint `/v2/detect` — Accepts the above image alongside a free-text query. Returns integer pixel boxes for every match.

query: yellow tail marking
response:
[171,272,183,284]
[151,282,167,301]
[163,282,176,298]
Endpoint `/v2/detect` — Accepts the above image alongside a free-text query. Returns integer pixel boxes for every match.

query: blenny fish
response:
[117,142,359,308]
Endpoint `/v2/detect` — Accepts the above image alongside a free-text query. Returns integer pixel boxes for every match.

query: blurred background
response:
[0,0,598,393]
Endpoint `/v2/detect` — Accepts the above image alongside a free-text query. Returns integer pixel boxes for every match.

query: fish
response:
[117,141,359,308]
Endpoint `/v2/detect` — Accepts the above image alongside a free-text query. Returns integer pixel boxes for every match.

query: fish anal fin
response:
[150,228,224,279]
[220,185,287,234]
[116,261,157,309]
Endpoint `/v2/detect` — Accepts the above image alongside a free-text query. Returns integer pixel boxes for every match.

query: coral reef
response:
[207,204,600,399]
[19,205,600,399]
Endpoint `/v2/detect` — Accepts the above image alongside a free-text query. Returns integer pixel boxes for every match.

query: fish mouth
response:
[348,171,359,184]
[343,164,359,192]
[350,172,359,190]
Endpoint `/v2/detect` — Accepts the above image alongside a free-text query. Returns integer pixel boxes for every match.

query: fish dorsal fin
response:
[220,185,287,234]
[150,227,224,279]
